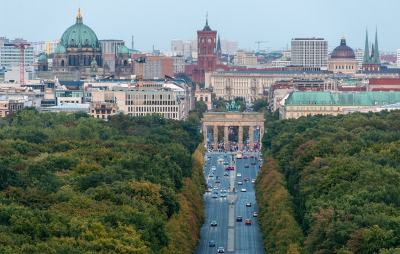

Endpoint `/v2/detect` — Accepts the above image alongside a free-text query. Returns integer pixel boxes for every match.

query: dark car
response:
[218,247,225,253]
[236,216,243,222]
[251,161,256,165]
[244,164,249,168]
[215,179,221,183]
[211,221,217,226]
[209,240,215,247]
[244,177,250,181]
[224,172,229,177]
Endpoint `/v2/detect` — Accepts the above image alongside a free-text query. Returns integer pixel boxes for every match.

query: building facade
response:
[209,70,330,102]
[397,49,400,67]
[92,88,184,120]
[132,55,173,79]
[172,56,185,74]
[234,50,258,66]
[89,102,118,120]
[291,38,328,70]
[0,44,34,68]
[280,91,400,119]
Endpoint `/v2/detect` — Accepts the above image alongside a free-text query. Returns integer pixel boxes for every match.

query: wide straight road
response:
[195,152,265,254]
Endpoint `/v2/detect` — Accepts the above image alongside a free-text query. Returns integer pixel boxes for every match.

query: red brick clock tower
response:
[192,18,217,84]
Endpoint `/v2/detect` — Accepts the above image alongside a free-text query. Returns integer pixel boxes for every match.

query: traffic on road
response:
[194,151,265,254]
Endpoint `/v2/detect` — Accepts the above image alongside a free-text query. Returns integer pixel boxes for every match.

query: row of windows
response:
[335,65,354,69]
[289,112,336,117]
[289,107,338,111]
[130,112,177,119]
[126,94,172,100]
[128,106,178,112]
[126,100,176,105]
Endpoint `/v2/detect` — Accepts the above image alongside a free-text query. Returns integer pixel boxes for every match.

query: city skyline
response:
[2,0,400,52]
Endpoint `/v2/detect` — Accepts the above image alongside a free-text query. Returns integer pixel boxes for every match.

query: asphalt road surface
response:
[194,152,265,254]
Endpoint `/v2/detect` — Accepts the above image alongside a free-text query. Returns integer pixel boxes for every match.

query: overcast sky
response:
[2,0,399,52]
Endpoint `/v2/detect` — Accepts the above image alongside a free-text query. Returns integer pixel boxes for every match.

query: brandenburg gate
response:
[201,112,265,151]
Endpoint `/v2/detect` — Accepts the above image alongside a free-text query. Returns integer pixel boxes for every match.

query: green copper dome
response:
[60,9,99,48]
[54,44,67,54]
[117,45,129,54]
[38,54,47,61]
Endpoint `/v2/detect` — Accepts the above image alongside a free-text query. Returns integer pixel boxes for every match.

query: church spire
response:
[363,27,370,64]
[372,25,380,64]
[217,34,221,52]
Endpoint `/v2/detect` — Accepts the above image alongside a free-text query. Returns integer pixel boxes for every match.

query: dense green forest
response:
[257,110,400,254]
[0,109,206,254]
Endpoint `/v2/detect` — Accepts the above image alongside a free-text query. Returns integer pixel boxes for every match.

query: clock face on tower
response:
[207,38,211,43]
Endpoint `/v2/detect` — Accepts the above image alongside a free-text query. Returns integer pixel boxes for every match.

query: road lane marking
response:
[227,228,235,252]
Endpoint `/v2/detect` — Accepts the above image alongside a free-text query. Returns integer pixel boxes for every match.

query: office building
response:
[132,55,173,79]
[0,44,34,68]
[234,50,258,65]
[99,39,126,72]
[172,55,185,74]
[397,49,400,67]
[291,38,328,70]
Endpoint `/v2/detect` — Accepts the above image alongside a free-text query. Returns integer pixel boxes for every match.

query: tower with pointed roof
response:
[191,16,217,84]
[362,26,381,71]
[216,34,222,59]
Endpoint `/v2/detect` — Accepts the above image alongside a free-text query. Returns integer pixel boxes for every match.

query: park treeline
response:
[257,110,400,254]
[0,109,206,254]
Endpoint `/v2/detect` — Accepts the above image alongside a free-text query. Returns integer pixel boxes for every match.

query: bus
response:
[236,152,242,159]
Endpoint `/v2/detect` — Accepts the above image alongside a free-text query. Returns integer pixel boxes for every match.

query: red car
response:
[243,155,248,159]
[225,166,234,170]
[245,219,252,225]
[250,154,255,158]
[244,177,250,181]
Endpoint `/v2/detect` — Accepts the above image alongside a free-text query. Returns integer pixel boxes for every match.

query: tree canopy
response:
[0,109,205,254]
[258,110,400,254]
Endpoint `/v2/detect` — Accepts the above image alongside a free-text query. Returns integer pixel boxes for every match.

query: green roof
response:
[285,91,400,106]
[54,44,67,54]
[38,54,47,61]
[60,9,99,48]
[117,45,129,54]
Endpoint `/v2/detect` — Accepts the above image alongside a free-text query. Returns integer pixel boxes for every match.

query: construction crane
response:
[134,57,147,90]
[14,42,30,87]
[255,41,268,52]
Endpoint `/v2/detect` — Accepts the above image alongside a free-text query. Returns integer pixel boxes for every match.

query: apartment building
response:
[291,38,328,70]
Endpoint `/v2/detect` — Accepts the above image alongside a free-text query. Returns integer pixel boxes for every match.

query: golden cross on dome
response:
[77,3,82,18]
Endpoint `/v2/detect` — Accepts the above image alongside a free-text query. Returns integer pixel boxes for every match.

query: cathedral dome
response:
[117,45,129,54]
[54,44,67,54]
[331,37,355,59]
[60,8,99,48]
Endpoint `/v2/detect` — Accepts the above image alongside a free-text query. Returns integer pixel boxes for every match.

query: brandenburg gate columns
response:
[249,125,254,151]
[201,112,265,153]
[213,125,218,151]
[260,125,264,150]
[224,126,229,151]
[203,125,207,147]
[238,125,243,151]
